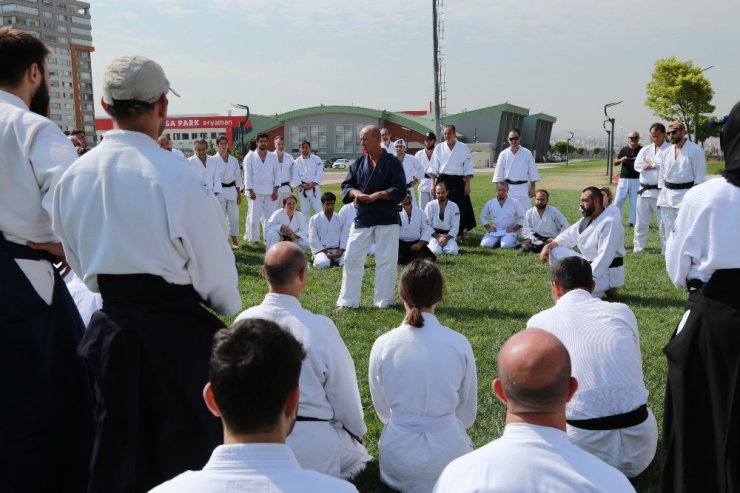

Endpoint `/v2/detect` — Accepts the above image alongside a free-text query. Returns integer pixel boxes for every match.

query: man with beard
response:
[158,132,186,159]
[394,139,425,208]
[244,132,280,244]
[414,132,436,209]
[661,101,740,493]
[539,186,625,299]
[427,124,476,243]
[380,127,396,153]
[71,128,90,154]
[521,189,569,253]
[425,181,461,256]
[657,121,706,240]
[633,123,670,253]
[493,128,540,208]
[0,26,94,492]
[613,131,642,226]
[53,55,241,491]
[188,138,222,195]
[214,135,242,249]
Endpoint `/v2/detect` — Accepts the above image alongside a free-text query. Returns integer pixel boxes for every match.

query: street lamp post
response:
[231,103,250,160]
[604,101,623,184]
[566,131,574,166]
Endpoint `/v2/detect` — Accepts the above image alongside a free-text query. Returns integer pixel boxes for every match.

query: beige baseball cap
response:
[101,55,180,105]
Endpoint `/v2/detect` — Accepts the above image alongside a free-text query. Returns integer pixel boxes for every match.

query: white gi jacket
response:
[400,153,425,186]
[480,197,525,231]
[149,443,358,493]
[53,130,241,315]
[369,312,477,493]
[554,211,625,280]
[266,209,308,242]
[433,423,635,493]
[215,153,243,202]
[293,154,324,188]
[424,200,460,238]
[245,151,280,195]
[187,155,222,194]
[634,141,670,199]
[666,178,740,288]
[236,294,370,478]
[399,206,433,243]
[308,212,346,254]
[657,140,706,208]
[273,150,295,186]
[522,205,569,242]
[528,289,657,477]
[428,141,475,177]
[414,149,434,192]
[493,146,540,185]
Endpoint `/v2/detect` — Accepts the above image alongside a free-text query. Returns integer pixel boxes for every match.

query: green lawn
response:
[228,160,700,492]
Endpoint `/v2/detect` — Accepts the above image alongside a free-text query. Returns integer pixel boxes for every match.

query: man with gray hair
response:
[53,55,241,491]
[236,242,371,478]
[527,257,657,478]
[434,328,634,492]
[188,137,221,195]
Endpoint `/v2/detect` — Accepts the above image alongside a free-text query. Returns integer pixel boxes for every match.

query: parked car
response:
[324,157,338,168]
[332,158,352,169]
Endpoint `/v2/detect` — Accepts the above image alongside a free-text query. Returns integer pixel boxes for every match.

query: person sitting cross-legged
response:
[265,195,309,251]
[398,191,436,265]
[309,192,347,269]
[479,181,526,249]
[424,181,460,256]
[521,189,569,253]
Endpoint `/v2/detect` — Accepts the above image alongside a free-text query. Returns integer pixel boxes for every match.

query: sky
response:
[90,0,738,144]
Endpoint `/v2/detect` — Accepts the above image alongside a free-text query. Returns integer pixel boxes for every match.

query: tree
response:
[593,147,602,156]
[696,115,723,146]
[551,141,576,156]
[574,146,585,156]
[645,57,714,142]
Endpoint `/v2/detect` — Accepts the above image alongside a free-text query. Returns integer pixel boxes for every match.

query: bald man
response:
[236,242,371,478]
[434,329,634,492]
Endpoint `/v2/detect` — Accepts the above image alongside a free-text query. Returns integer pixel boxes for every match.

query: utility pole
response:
[566,131,574,166]
[432,0,441,138]
[604,101,622,184]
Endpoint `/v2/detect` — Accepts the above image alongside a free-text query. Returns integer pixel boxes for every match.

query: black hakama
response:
[437,174,477,233]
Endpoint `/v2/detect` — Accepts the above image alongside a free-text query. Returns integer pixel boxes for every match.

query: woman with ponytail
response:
[368,259,478,492]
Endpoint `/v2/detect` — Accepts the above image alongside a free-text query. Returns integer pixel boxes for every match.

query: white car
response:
[332,158,352,169]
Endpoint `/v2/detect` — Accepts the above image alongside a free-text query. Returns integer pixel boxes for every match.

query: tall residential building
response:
[1,0,96,141]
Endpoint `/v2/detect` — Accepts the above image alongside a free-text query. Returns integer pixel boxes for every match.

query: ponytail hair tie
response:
[412,304,422,309]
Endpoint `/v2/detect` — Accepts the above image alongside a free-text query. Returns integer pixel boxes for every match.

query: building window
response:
[41,11,51,18]
[43,33,56,42]
[56,36,67,44]
[42,0,52,6]
[191,133,198,139]
[71,15,90,26]
[335,124,364,153]
[51,114,61,121]
[48,57,57,64]
[57,25,66,32]
[78,61,91,69]
[50,91,59,98]
[70,26,88,35]
[289,125,327,154]
[50,102,61,109]
[64,103,73,110]
[83,125,94,133]
[65,114,75,122]
[79,82,92,90]
[81,93,93,101]
[70,37,91,46]
[83,104,93,111]
[78,71,91,80]
[50,80,59,87]
[61,59,70,66]
[56,14,66,21]
[83,114,93,122]
[1,4,39,15]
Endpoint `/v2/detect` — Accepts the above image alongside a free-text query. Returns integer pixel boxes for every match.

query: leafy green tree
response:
[592,147,602,156]
[696,115,723,146]
[574,146,585,156]
[551,141,576,156]
[645,57,714,142]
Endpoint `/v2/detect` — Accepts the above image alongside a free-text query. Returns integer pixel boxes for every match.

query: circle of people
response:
[5,31,733,493]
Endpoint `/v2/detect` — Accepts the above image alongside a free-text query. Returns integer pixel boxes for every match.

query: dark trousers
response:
[662,269,740,493]
[398,240,437,265]
[80,275,224,493]
[438,174,477,233]
[0,241,95,492]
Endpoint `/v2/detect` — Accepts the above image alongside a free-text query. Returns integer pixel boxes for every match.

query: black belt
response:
[407,182,415,189]
[608,257,624,268]
[280,181,292,187]
[567,404,648,431]
[637,183,658,195]
[296,416,363,444]
[221,181,236,188]
[505,179,528,185]
[664,180,694,190]
[434,228,450,236]
[424,174,430,179]
[687,278,705,293]
[0,231,54,262]
[97,274,201,305]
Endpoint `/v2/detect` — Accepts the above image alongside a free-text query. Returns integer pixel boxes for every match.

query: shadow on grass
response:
[441,305,531,321]
[351,460,397,492]
[619,294,685,310]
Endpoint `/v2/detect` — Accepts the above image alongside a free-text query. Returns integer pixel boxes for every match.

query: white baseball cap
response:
[394,139,406,148]
[102,55,180,105]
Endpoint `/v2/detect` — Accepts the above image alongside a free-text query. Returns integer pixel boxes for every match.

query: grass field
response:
[226,159,717,492]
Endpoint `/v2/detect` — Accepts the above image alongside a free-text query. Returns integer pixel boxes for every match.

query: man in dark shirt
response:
[613,131,642,226]
[337,125,406,309]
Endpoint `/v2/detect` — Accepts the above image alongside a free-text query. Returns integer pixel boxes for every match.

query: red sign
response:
[95,115,251,131]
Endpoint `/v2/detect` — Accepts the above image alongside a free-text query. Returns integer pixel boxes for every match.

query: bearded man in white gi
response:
[309,192,347,269]
[633,123,670,253]
[479,181,526,249]
[425,181,461,256]
[188,138,222,195]
[265,195,309,251]
[380,127,396,153]
[528,257,657,478]
[415,131,436,209]
[236,243,371,479]
[157,133,186,159]
[214,135,242,249]
[150,318,359,493]
[428,124,476,239]
[293,139,324,219]
[540,186,625,299]
[394,138,425,208]
[398,191,436,264]
[52,55,241,492]
[657,120,706,240]
[0,26,94,492]
[521,189,569,253]
[273,135,295,204]
[434,329,635,493]
[244,132,280,244]
[492,128,540,208]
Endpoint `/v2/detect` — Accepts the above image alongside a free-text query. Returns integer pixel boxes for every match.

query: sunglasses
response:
[628,136,639,140]
[667,129,683,135]
[508,136,520,141]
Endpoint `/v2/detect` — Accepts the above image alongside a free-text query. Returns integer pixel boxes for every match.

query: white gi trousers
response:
[244,194,277,242]
[480,231,519,249]
[661,206,679,244]
[418,180,432,210]
[507,183,532,210]
[337,223,399,308]
[550,246,624,298]
[633,196,664,253]
[313,250,345,269]
[287,421,370,479]
[219,197,239,237]
[428,237,459,256]
[277,184,294,205]
[299,186,322,220]
[615,178,639,224]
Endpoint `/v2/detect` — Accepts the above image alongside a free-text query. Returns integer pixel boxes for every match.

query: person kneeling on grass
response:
[479,181,526,249]
[424,181,461,256]
[309,192,348,269]
[398,191,436,264]
[265,195,309,251]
